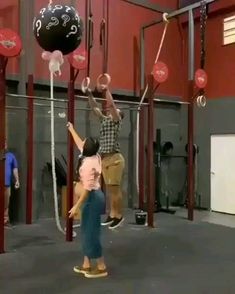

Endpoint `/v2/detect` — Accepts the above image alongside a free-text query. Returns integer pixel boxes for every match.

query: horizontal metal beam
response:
[6,74,183,101]
[6,93,149,107]
[75,94,149,106]
[6,104,141,111]
[120,0,172,13]
[6,93,187,107]
[142,0,216,29]
[154,98,189,105]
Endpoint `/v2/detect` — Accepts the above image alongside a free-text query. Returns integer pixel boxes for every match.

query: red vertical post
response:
[187,80,194,221]
[138,106,145,210]
[26,74,34,224]
[0,56,6,254]
[147,76,155,228]
[66,66,75,242]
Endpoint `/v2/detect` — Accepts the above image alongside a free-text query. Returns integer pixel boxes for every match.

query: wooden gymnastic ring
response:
[81,77,91,93]
[196,95,206,108]
[96,73,111,91]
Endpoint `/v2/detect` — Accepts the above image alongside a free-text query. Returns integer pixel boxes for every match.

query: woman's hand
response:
[69,204,80,218]
[15,180,20,189]
[67,122,74,132]
[97,83,108,92]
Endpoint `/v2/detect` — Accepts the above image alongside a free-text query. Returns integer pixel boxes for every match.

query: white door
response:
[211,134,235,214]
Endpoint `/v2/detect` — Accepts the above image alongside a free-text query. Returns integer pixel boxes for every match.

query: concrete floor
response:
[174,207,235,228]
[1,209,235,294]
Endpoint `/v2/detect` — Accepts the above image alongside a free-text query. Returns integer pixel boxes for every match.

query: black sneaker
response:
[109,217,124,229]
[101,216,114,226]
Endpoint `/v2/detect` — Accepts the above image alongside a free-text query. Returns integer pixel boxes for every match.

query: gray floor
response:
[1,209,235,294]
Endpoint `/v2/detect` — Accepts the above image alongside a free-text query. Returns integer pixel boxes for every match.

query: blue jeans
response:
[81,189,105,259]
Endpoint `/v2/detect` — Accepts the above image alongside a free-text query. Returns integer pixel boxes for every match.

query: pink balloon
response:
[42,51,51,60]
[52,50,63,59]
[42,50,64,74]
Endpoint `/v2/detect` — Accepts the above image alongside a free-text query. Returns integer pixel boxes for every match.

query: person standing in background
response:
[4,141,20,226]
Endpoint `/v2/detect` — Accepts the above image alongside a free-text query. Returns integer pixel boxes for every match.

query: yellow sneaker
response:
[85,268,108,278]
[73,266,91,275]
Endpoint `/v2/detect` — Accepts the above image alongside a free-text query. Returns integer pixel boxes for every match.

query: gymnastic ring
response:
[96,73,111,92]
[163,13,169,23]
[196,95,207,108]
[81,77,91,94]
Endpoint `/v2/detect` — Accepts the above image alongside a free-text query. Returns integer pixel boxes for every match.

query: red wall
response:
[181,0,235,100]
[0,0,19,75]
[202,7,235,99]
[2,0,183,97]
[3,0,235,100]
[108,0,182,96]
[34,0,182,95]
[195,11,235,99]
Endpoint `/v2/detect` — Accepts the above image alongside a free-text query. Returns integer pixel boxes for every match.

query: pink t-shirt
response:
[79,155,101,191]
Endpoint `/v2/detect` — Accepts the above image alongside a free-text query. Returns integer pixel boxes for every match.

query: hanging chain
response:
[200,0,207,70]
[198,0,208,102]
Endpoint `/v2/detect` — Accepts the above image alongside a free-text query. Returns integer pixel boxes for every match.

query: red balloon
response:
[152,61,169,83]
[0,28,22,57]
[195,69,208,89]
[68,47,87,70]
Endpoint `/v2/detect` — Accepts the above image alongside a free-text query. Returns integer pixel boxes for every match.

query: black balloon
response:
[33,4,83,55]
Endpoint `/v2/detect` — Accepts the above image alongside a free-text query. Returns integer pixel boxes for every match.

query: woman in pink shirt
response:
[67,122,107,279]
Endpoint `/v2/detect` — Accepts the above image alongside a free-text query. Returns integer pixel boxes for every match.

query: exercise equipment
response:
[0,28,22,57]
[195,0,208,107]
[135,210,147,225]
[33,4,83,55]
[154,129,188,214]
[174,143,202,208]
[137,12,170,210]
[96,73,111,90]
[100,0,109,74]
[152,13,169,81]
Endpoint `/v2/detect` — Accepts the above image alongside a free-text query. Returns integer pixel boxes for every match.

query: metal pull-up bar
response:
[120,0,172,13]
[142,0,216,30]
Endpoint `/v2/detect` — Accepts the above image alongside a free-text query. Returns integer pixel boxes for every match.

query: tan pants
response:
[101,153,125,186]
[4,187,11,224]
